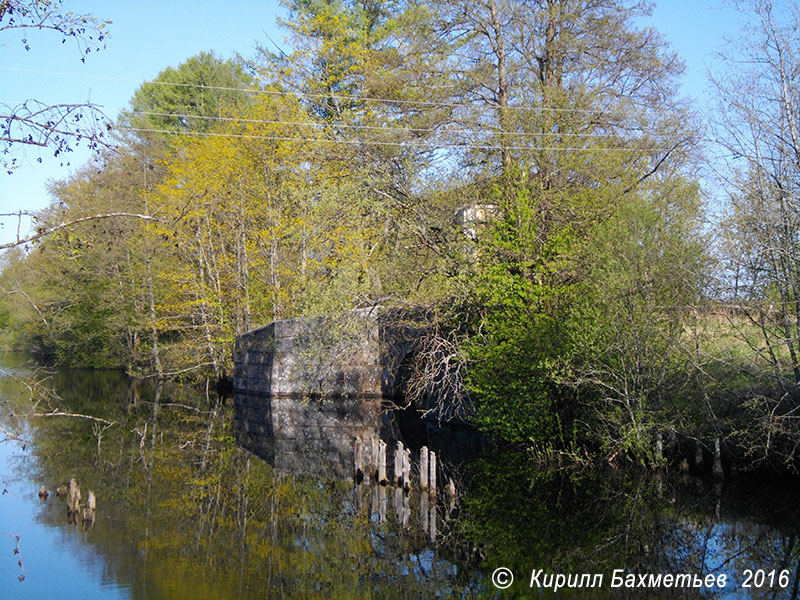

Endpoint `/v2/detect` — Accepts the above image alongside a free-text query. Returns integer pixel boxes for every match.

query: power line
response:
[129,110,675,140]
[118,125,679,153]
[1,65,635,116]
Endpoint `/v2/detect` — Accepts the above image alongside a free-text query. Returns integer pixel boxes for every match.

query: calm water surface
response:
[1,354,798,599]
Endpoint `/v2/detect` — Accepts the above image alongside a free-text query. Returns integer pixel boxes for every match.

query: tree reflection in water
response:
[2,364,799,598]
[459,453,800,598]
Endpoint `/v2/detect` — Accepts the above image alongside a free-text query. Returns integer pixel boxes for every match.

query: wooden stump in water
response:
[393,441,404,486]
[402,448,411,491]
[55,483,68,500]
[429,451,437,497]
[377,484,387,523]
[371,436,380,482]
[421,490,429,533]
[393,486,402,523]
[67,478,81,523]
[82,507,95,529]
[378,440,388,485]
[419,447,429,491]
[353,437,364,483]
[354,479,364,512]
[429,501,437,542]
[83,490,96,529]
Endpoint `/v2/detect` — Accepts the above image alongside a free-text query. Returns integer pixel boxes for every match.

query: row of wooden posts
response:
[41,478,97,528]
[656,431,731,479]
[355,477,441,540]
[353,435,456,541]
[353,436,438,496]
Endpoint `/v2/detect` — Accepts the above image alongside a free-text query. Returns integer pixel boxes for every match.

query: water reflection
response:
[234,392,391,479]
[1,361,800,598]
[459,454,800,598]
[1,366,470,599]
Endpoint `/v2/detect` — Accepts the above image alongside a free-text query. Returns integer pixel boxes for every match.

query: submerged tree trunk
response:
[713,437,724,480]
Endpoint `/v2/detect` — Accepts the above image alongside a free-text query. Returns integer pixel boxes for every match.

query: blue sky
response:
[0,0,743,247]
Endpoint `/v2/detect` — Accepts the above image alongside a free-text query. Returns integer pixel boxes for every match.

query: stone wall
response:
[233,308,418,399]
[233,308,420,476]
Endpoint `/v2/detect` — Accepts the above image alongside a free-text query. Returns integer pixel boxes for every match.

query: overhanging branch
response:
[0,212,164,250]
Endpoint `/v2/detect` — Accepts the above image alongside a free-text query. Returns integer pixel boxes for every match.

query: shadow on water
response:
[2,361,800,598]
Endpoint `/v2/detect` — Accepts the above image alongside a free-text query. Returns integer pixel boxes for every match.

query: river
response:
[1,354,798,598]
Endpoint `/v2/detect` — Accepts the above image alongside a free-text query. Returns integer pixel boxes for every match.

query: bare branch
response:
[0,0,109,55]
[1,100,113,171]
[1,1,111,170]
[400,324,472,422]
[31,410,115,426]
[0,212,163,250]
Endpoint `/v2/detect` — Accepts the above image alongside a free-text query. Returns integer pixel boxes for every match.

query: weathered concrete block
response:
[232,308,481,480]
[233,308,421,399]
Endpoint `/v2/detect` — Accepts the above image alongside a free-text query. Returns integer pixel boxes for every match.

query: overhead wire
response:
[117,125,680,153]
[1,67,683,152]
[128,110,676,140]
[2,65,638,116]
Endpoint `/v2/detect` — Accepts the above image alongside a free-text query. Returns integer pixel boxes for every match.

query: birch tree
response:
[713,0,800,468]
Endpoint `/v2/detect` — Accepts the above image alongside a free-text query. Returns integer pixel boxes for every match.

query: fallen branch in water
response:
[31,410,115,426]
[139,400,214,413]
[0,365,115,450]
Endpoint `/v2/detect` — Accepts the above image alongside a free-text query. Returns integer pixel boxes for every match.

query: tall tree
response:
[0,53,257,377]
[391,0,690,182]
[712,0,800,468]
[403,0,699,445]
[262,0,459,311]
[149,93,320,377]
[0,151,158,368]
[121,51,254,138]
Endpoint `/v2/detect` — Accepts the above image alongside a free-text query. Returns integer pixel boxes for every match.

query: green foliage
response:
[462,184,576,444]
[273,0,406,120]
[0,153,155,368]
[123,51,253,136]
[563,186,705,463]
[10,0,788,471]
[452,160,705,458]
